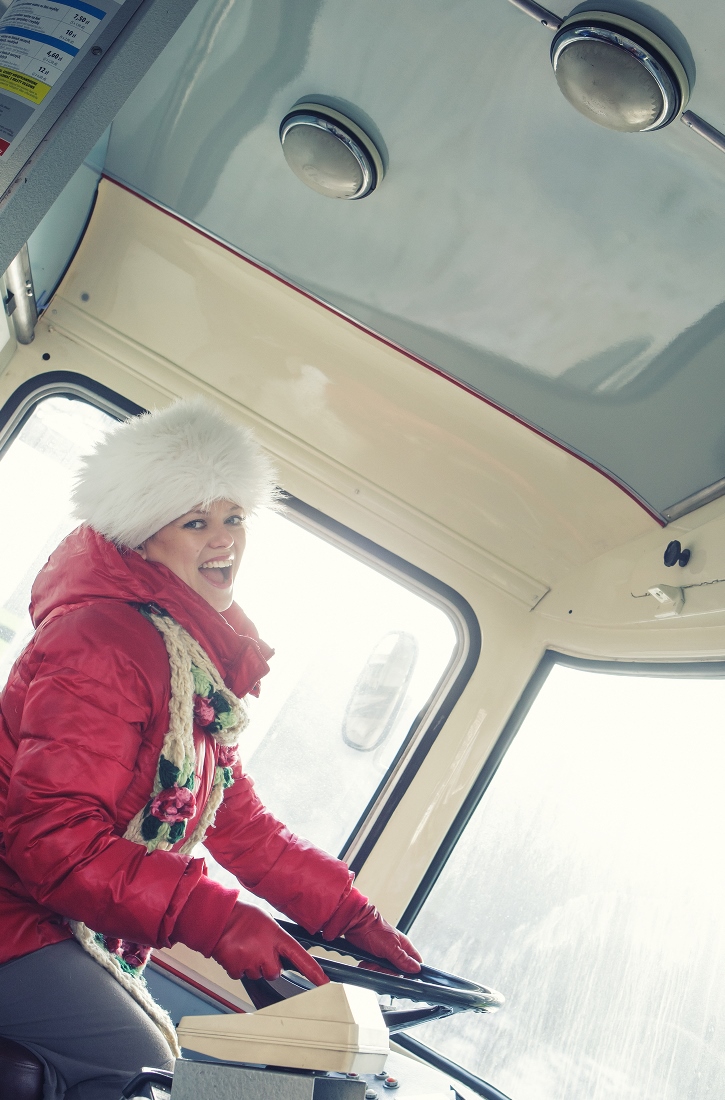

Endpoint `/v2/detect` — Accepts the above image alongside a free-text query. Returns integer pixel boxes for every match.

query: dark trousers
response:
[0,939,174,1099]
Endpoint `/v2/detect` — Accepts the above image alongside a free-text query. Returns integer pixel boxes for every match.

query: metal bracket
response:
[647,584,685,618]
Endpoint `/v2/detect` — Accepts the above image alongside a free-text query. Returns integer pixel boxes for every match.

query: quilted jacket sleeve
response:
[2,606,237,951]
[205,765,356,934]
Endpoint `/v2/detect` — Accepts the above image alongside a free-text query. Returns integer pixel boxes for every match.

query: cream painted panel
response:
[54,180,656,601]
[534,494,725,640]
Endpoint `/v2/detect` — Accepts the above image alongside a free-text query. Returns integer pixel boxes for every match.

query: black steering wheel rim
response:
[277,920,504,1015]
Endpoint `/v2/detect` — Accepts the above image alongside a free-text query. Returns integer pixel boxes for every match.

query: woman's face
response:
[138,498,246,612]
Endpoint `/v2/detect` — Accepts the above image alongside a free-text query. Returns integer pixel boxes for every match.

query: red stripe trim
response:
[150,955,244,1013]
[100,173,664,527]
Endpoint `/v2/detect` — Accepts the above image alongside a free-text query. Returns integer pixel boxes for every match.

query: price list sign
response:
[0,0,123,156]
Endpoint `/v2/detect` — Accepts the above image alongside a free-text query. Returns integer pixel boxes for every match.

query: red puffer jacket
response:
[0,527,355,964]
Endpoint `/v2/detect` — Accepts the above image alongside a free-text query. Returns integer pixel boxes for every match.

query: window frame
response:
[400,648,725,931]
[0,372,481,873]
[0,371,143,461]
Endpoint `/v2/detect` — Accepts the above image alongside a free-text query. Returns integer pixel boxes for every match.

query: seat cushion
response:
[0,1036,44,1100]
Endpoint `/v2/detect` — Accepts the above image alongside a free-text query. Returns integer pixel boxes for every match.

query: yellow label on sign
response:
[0,68,51,105]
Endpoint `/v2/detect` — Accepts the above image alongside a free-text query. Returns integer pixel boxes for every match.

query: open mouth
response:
[198,558,233,589]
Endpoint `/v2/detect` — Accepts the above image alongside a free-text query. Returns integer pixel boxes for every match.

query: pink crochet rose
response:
[121,942,151,969]
[217,744,238,768]
[193,694,216,727]
[150,785,196,823]
[102,937,151,969]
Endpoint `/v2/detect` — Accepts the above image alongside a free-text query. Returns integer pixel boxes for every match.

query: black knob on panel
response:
[664,540,691,567]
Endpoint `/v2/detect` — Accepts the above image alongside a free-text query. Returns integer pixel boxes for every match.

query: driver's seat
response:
[0,1037,44,1100]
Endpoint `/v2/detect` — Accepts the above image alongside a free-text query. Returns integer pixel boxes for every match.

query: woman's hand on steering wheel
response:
[342,907,423,974]
[212,901,329,985]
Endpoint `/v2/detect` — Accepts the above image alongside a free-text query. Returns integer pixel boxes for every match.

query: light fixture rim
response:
[280,114,373,198]
[551,25,679,131]
[553,11,690,113]
[279,101,384,199]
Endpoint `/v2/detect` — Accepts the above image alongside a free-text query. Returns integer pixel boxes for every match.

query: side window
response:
[0,388,463,862]
[0,394,116,683]
[408,660,725,1100]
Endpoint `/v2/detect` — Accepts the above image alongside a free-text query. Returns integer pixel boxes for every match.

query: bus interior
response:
[1,1,725,1098]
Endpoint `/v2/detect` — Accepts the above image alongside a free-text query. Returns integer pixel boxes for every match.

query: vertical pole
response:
[4,244,37,345]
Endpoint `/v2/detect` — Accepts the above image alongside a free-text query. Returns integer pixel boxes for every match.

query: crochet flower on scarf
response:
[150,785,196,825]
[193,694,215,727]
[102,937,152,973]
[137,655,241,850]
[217,744,238,768]
[72,604,249,1058]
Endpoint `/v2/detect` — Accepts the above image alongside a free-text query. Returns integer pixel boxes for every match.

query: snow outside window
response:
[410,661,725,1100]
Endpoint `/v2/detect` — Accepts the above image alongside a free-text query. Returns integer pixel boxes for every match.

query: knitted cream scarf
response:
[71,605,248,1056]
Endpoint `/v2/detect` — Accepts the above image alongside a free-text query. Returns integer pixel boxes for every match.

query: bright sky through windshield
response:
[412,663,725,1100]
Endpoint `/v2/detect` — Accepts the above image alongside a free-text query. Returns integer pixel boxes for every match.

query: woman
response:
[0,399,421,1100]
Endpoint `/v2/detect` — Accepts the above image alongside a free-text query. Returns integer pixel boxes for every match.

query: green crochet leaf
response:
[168,821,186,843]
[177,755,195,788]
[146,823,170,853]
[192,665,213,697]
[210,690,231,714]
[141,815,162,841]
[158,756,180,789]
[216,765,235,790]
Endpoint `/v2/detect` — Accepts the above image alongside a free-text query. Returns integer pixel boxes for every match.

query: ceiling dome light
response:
[551,12,689,132]
[280,103,384,199]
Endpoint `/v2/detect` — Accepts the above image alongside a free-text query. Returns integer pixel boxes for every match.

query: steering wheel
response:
[241,920,504,1033]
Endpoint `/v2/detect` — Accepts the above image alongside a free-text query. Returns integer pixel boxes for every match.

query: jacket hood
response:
[30,526,273,697]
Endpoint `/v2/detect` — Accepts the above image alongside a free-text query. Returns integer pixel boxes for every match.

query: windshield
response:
[409,660,725,1100]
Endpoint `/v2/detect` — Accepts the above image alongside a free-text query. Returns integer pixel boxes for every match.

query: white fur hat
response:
[72,398,277,547]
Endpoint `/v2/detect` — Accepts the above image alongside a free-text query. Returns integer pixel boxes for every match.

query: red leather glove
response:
[212,901,329,985]
[322,888,422,974]
[344,909,422,974]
